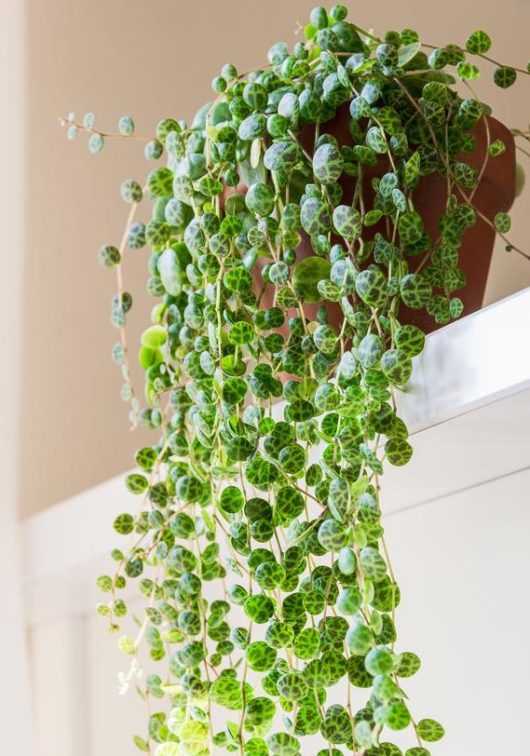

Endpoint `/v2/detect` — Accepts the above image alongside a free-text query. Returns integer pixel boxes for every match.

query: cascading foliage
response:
[63,5,529,755]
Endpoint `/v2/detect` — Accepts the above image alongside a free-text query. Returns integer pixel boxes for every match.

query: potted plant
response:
[62,5,528,754]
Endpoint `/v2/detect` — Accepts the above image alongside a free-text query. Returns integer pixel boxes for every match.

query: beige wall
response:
[21,0,530,515]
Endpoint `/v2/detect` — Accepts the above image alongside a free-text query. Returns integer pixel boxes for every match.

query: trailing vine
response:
[62,6,528,755]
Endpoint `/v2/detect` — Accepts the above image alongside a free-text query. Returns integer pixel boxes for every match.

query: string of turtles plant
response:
[62,6,529,755]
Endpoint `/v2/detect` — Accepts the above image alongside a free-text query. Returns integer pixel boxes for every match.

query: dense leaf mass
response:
[62,5,529,754]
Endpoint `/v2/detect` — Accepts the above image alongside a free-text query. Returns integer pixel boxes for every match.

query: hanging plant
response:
[62,6,529,755]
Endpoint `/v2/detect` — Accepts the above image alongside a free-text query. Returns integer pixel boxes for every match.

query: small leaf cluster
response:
[62,5,530,755]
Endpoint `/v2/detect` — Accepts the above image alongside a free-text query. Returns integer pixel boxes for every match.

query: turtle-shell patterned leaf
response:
[355,268,388,307]
[375,700,411,730]
[378,172,398,197]
[299,88,323,123]
[337,587,362,615]
[394,325,425,357]
[327,477,351,522]
[243,82,268,110]
[347,655,373,688]
[301,197,332,235]
[372,673,401,703]
[456,61,480,81]
[183,219,206,254]
[351,144,378,166]
[321,650,348,685]
[222,377,248,405]
[269,261,289,285]
[264,139,301,171]
[366,126,388,154]
[488,138,506,157]
[494,66,517,88]
[113,513,134,535]
[346,621,373,656]
[321,704,353,744]
[98,245,121,268]
[386,437,413,466]
[175,640,206,668]
[350,95,371,120]
[275,485,305,523]
[317,519,351,551]
[219,486,245,514]
[293,628,320,660]
[417,718,445,742]
[285,399,314,422]
[360,546,387,582]
[224,266,253,293]
[265,620,295,648]
[246,182,276,216]
[404,151,420,188]
[120,179,143,204]
[398,211,424,244]
[244,594,275,624]
[396,651,422,678]
[392,188,407,212]
[266,732,301,755]
[389,132,408,157]
[364,646,394,676]
[238,113,266,141]
[244,738,269,755]
[313,324,338,355]
[330,257,356,293]
[427,295,451,325]
[246,641,277,671]
[312,143,344,184]
[381,349,413,385]
[372,577,401,612]
[400,273,432,309]
[175,475,204,503]
[228,321,254,346]
[209,675,251,710]
[147,167,173,197]
[452,161,478,189]
[332,204,362,240]
[379,744,404,756]
[277,671,309,701]
[376,106,403,137]
[292,256,331,303]
[354,719,375,749]
[376,42,399,67]
[245,696,276,726]
[168,544,198,573]
[457,97,483,129]
[358,333,384,369]
[314,383,339,412]
[278,444,307,475]
[146,220,170,248]
[466,29,491,54]
[195,175,223,198]
[255,561,285,589]
[294,703,322,736]
[494,212,511,233]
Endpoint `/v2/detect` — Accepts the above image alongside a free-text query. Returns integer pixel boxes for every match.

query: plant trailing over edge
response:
[62,6,529,755]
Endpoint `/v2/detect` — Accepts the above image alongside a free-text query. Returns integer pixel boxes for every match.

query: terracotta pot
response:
[257,104,516,335]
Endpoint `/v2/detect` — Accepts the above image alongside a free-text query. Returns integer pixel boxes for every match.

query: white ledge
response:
[395,285,530,431]
[22,288,530,624]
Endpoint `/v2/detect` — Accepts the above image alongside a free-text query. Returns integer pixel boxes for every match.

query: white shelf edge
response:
[395,286,530,430]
